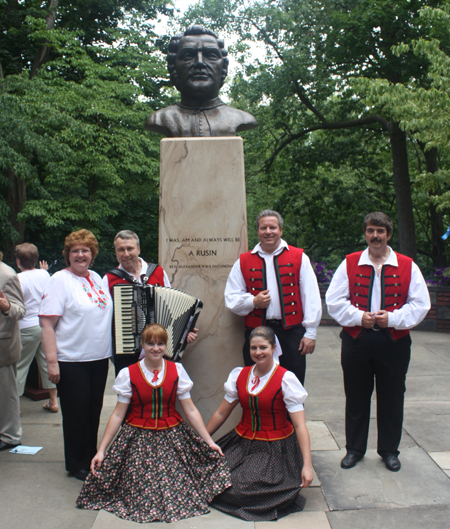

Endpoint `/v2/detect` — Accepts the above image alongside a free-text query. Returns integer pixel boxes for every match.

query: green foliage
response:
[0,1,171,270]
[243,119,397,268]
[355,5,450,213]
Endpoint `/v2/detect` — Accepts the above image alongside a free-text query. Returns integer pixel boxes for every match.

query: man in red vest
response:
[104,230,197,375]
[326,212,430,472]
[225,210,322,385]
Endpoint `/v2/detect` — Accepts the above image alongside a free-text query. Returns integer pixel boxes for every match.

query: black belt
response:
[265,319,283,327]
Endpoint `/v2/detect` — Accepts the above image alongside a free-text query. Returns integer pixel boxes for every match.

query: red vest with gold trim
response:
[344,251,412,342]
[125,360,183,430]
[105,265,165,297]
[234,365,294,441]
[240,246,304,329]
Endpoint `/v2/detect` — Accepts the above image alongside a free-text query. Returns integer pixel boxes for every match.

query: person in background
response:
[15,243,57,412]
[326,212,430,472]
[40,230,113,480]
[0,249,25,451]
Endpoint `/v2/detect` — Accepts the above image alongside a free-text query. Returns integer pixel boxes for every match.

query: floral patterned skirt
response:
[76,422,231,523]
[210,429,306,521]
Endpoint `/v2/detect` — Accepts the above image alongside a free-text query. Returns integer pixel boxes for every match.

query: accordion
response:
[113,284,203,362]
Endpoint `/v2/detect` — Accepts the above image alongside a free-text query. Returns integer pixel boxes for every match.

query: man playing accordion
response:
[104,230,198,375]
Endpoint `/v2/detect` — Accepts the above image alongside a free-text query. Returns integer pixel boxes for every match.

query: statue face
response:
[175,34,224,100]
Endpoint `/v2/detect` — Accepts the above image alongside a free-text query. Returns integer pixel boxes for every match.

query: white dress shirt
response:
[225,240,322,339]
[103,257,171,292]
[326,247,430,329]
[223,363,308,413]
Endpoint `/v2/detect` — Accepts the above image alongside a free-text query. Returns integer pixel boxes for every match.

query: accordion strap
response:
[143,263,158,285]
[107,268,138,284]
[108,263,159,286]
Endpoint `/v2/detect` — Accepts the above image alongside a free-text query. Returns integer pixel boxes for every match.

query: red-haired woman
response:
[77,324,231,523]
[40,229,113,481]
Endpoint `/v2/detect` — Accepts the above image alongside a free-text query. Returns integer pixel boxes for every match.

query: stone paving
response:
[0,328,449,529]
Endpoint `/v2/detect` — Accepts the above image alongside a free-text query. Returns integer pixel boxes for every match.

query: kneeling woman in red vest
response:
[77,324,231,523]
[207,326,313,521]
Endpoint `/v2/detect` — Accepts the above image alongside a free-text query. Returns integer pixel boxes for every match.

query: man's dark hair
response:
[363,212,393,236]
[167,25,229,89]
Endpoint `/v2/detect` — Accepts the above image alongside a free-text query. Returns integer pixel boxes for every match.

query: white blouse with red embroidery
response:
[39,269,113,362]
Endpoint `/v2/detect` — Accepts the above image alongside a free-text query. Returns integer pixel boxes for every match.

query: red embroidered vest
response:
[106,265,165,296]
[240,246,304,329]
[344,251,412,342]
[125,360,183,430]
[235,365,294,441]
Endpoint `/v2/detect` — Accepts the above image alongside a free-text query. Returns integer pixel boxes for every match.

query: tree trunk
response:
[389,121,417,260]
[30,0,58,79]
[5,168,26,262]
[422,147,447,267]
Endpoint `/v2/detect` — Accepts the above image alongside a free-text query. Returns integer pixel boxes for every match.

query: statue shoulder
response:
[219,105,257,132]
[145,105,180,137]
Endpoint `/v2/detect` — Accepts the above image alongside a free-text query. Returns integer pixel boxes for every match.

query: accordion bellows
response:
[113,285,203,361]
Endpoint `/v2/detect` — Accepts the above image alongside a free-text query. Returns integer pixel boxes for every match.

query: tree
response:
[355,4,450,265]
[182,0,445,262]
[0,0,172,266]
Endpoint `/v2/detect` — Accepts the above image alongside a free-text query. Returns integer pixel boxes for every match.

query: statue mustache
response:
[188,69,213,77]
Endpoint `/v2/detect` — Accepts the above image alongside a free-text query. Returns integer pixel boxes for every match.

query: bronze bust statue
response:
[145,25,257,137]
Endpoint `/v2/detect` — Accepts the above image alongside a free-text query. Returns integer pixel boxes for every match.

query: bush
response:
[426,267,450,287]
[311,262,335,284]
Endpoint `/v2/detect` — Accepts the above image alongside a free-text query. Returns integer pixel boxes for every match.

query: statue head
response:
[167,25,229,101]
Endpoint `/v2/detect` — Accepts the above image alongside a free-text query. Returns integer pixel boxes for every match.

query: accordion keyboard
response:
[113,283,202,361]
[113,285,145,355]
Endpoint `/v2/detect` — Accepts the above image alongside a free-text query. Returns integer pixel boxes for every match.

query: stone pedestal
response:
[159,137,247,435]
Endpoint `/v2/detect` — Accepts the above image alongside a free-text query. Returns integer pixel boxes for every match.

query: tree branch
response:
[263,114,390,173]
[248,19,327,123]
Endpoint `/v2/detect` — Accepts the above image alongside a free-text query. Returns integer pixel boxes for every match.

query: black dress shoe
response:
[0,441,18,452]
[73,470,90,481]
[341,453,363,469]
[383,454,401,472]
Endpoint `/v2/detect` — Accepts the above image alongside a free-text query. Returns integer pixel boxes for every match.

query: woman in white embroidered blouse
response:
[39,229,113,481]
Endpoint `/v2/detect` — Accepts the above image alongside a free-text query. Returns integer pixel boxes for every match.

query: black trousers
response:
[341,329,411,458]
[57,359,109,473]
[243,324,307,385]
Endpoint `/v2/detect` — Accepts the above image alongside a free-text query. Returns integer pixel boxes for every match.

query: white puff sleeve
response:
[282,371,308,412]
[113,367,133,403]
[175,363,194,400]
[223,367,243,403]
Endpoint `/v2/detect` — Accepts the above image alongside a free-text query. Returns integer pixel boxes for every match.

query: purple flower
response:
[426,266,450,286]
[312,262,335,283]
